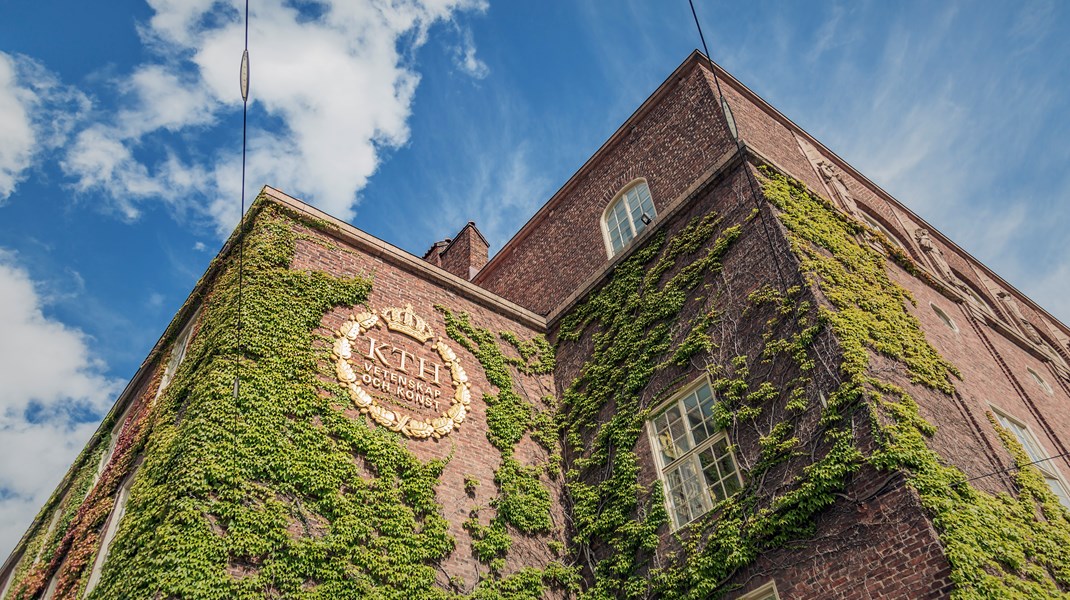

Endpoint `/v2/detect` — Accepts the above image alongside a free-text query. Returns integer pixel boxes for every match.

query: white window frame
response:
[83,465,139,598]
[0,554,19,600]
[158,311,198,395]
[648,376,743,530]
[930,302,958,333]
[991,406,1070,509]
[601,179,657,258]
[859,210,906,250]
[736,580,780,600]
[1026,367,1054,395]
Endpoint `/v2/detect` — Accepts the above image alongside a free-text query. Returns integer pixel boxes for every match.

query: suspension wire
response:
[687,0,788,288]
[234,0,251,400]
[958,450,1070,486]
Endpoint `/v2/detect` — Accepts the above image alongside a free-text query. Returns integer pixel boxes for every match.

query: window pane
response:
[722,467,742,497]
[616,209,635,247]
[697,384,716,423]
[609,228,624,253]
[665,404,692,455]
[698,438,741,505]
[1014,426,1047,465]
[1044,475,1070,509]
[677,459,707,521]
[996,415,1043,464]
[653,413,677,463]
[666,467,691,524]
[684,392,711,443]
[667,461,706,525]
[714,438,735,473]
[607,202,619,225]
[606,202,626,254]
[627,189,644,225]
[698,447,723,501]
[637,184,656,220]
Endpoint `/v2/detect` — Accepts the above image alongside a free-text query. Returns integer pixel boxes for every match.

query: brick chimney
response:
[421,222,489,280]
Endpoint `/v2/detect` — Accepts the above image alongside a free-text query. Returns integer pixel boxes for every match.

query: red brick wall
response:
[290,221,565,594]
[475,60,737,315]
[438,223,488,281]
[550,162,955,598]
[701,52,1070,499]
[779,133,1070,498]
[731,469,953,599]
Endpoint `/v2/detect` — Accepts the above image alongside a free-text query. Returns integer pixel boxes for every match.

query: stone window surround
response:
[930,302,959,333]
[735,580,781,600]
[990,405,1070,509]
[82,462,141,598]
[1026,367,1054,395]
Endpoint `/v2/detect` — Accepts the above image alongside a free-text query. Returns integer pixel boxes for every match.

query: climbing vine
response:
[11,166,1070,600]
[6,200,570,600]
[4,436,105,598]
[439,308,576,596]
[557,211,747,599]
[555,167,1070,599]
[5,360,162,600]
[760,168,1070,598]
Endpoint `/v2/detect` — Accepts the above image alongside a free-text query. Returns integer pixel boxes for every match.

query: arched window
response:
[930,302,958,332]
[83,467,138,596]
[1027,368,1054,395]
[859,210,907,251]
[603,180,656,257]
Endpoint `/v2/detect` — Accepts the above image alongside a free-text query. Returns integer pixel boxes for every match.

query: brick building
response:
[4,51,1070,599]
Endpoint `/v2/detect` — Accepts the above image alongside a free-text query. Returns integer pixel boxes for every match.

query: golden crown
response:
[380,304,435,343]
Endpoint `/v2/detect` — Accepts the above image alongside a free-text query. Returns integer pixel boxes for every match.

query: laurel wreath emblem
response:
[333,308,471,439]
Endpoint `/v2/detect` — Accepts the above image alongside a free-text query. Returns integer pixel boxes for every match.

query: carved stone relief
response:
[816,160,863,220]
[914,228,957,284]
[998,291,1044,345]
[794,134,862,220]
[333,304,472,439]
[998,291,1068,368]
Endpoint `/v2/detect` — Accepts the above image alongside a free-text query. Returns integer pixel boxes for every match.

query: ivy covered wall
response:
[2,201,573,599]
[8,161,1070,599]
[551,163,1070,598]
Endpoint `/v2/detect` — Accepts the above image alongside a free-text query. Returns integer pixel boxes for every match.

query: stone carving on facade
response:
[997,291,1067,367]
[914,228,957,284]
[998,291,1044,344]
[1040,318,1070,371]
[1044,322,1070,361]
[816,160,863,220]
[793,134,863,221]
[914,228,995,315]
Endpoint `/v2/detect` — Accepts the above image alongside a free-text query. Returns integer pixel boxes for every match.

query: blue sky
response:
[1,0,1068,557]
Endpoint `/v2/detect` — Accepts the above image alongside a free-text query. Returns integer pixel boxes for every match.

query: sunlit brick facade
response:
[4,51,1070,599]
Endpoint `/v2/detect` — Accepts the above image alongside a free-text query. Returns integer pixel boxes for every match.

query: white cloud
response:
[0,250,121,558]
[62,0,488,234]
[428,140,550,251]
[453,26,489,79]
[1031,263,1070,326]
[0,52,90,203]
[117,65,218,136]
[0,53,36,200]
